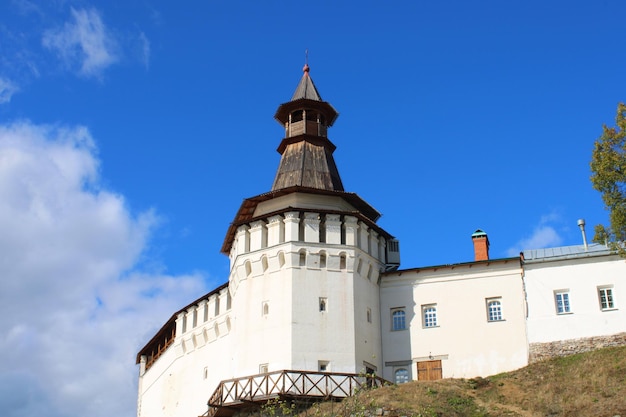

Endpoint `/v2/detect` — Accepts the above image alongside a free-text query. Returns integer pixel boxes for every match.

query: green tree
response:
[590,102,626,254]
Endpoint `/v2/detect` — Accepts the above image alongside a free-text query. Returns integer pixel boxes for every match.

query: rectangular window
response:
[319,297,327,312]
[598,286,615,310]
[422,304,437,328]
[554,291,571,314]
[391,308,406,331]
[367,308,372,323]
[318,361,329,372]
[486,298,503,321]
[259,363,268,374]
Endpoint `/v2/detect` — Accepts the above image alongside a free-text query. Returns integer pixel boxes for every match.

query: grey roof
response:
[522,243,613,263]
[291,66,323,101]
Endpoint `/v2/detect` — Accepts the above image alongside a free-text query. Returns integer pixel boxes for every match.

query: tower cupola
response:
[274,64,339,138]
[272,65,343,191]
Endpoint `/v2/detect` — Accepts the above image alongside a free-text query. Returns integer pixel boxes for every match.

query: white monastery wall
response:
[290,247,357,372]
[137,288,233,417]
[230,247,294,376]
[525,254,626,344]
[227,208,390,375]
[352,263,383,374]
[380,260,528,381]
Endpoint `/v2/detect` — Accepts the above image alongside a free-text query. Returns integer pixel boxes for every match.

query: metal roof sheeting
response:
[522,243,613,263]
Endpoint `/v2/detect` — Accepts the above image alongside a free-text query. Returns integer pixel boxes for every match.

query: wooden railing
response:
[204,370,389,417]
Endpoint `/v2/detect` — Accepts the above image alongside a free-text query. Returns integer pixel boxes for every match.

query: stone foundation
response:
[529,332,626,363]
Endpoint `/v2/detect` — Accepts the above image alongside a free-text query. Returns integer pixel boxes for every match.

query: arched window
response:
[245,261,252,277]
[391,309,406,331]
[278,251,285,268]
[394,368,409,384]
[261,256,269,272]
[487,298,503,321]
[299,250,306,267]
[319,252,327,268]
[339,253,346,270]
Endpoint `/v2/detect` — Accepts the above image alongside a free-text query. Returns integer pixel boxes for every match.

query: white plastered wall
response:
[380,260,528,381]
[525,254,626,343]
[137,306,234,417]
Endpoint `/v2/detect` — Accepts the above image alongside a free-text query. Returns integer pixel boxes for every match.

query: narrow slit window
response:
[339,254,346,270]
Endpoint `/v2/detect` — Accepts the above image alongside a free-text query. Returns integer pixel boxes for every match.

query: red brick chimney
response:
[471,229,490,261]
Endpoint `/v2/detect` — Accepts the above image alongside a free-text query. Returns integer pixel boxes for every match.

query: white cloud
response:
[506,213,564,256]
[0,121,208,417]
[42,7,118,78]
[0,77,19,103]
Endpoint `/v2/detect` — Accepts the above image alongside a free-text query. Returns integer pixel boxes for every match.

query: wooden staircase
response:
[201,370,390,417]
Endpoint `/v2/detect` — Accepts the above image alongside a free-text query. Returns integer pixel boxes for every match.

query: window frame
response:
[422,304,438,328]
[394,368,409,384]
[598,286,615,311]
[554,290,571,314]
[486,297,504,322]
[319,297,328,312]
[391,308,406,331]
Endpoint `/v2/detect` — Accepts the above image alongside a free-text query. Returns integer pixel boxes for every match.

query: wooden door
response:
[417,360,442,381]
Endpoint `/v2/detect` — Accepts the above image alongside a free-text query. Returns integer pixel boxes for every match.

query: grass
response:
[254,345,626,417]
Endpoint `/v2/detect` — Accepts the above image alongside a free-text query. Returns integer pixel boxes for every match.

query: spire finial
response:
[303,49,310,74]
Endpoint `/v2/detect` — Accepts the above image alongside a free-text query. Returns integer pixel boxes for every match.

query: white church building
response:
[136,66,626,417]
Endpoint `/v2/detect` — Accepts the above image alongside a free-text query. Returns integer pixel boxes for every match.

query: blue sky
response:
[1,1,625,416]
